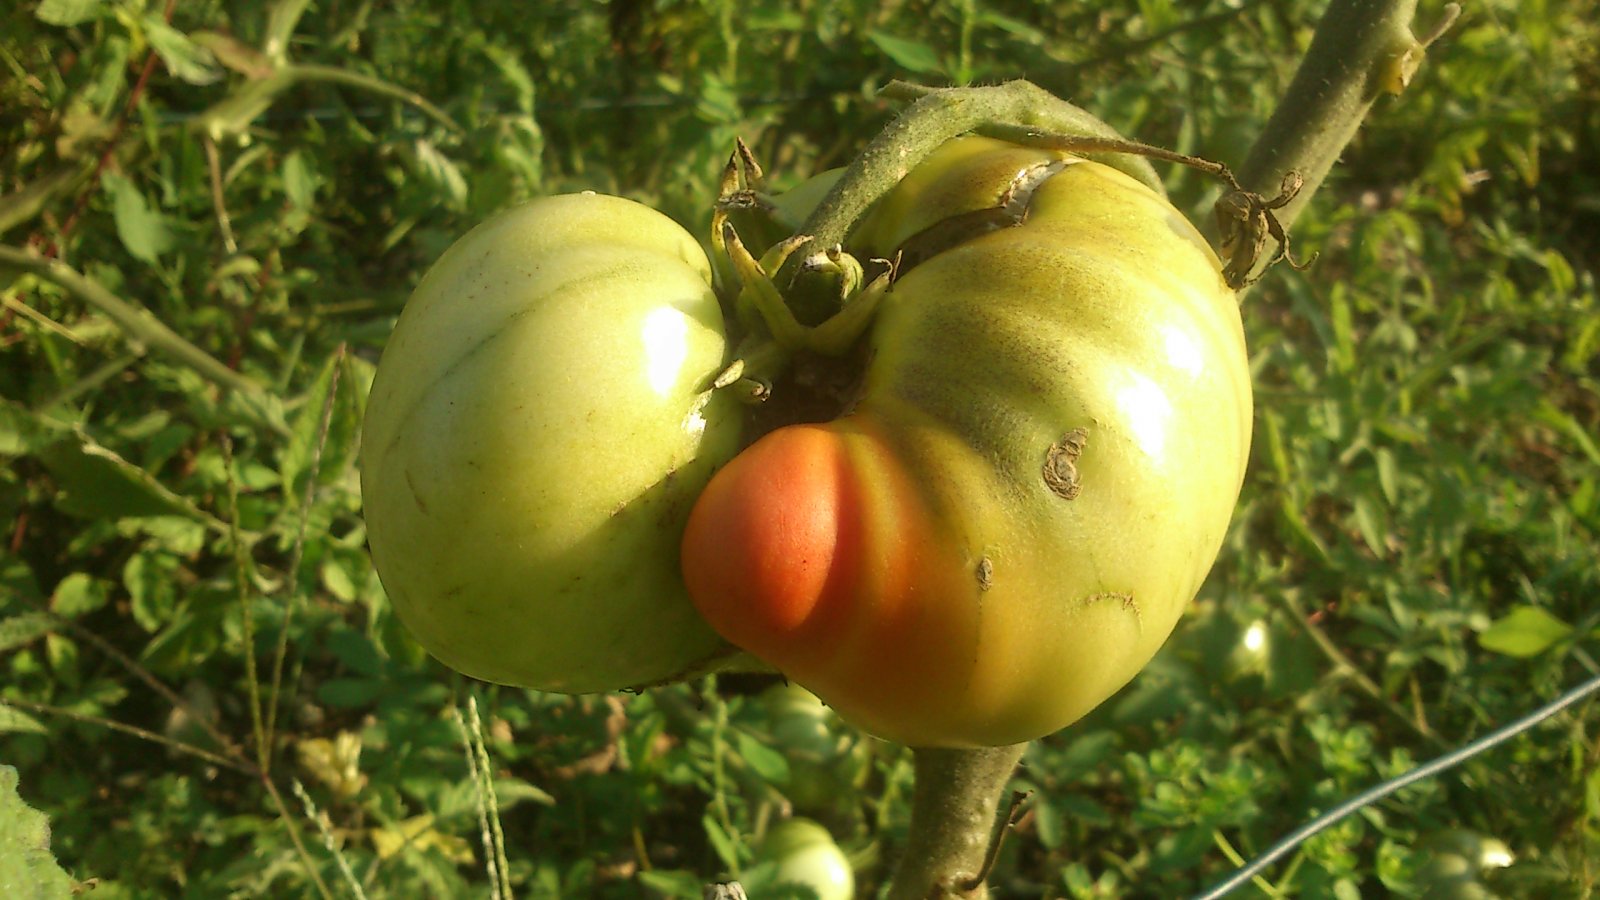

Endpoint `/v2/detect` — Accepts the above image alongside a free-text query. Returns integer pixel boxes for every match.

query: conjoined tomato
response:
[682,137,1252,747]
[362,193,738,692]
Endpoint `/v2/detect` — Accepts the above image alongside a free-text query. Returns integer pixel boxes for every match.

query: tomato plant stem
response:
[885,744,1026,900]
[1230,0,1457,240]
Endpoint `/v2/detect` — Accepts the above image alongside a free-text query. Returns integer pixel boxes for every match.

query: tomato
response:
[362,192,739,692]
[760,683,872,812]
[756,817,855,900]
[682,137,1252,747]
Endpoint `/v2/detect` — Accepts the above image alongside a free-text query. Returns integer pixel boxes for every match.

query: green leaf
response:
[278,350,362,501]
[493,778,556,809]
[1479,606,1574,658]
[320,559,356,602]
[0,705,47,735]
[410,139,468,207]
[35,0,105,26]
[0,613,55,653]
[1352,494,1387,557]
[733,732,790,785]
[144,16,222,85]
[282,150,319,210]
[867,31,943,75]
[123,551,179,632]
[637,869,705,897]
[103,172,173,264]
[701,813,741,871]
[50,572,111,618]
[35,426,220,527]
[0,766,76,895]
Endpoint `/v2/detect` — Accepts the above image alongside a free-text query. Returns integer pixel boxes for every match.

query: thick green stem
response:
[796,81,1159,258]
[1232,0,1453,236]
[0,244,264,397]
[885,745,1026,900]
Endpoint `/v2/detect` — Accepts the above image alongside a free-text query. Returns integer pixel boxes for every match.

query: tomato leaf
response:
[104,172,173,265]
[144,16,223,85]
[0,613,55,654]
[35,0,105,26]
[0,767,76,895]
[701,813,742,871]
[1479,606,1574,658]
[867,31,943,75]
[734,731,791,785]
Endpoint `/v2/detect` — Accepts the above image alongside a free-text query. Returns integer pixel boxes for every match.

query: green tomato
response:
[362,192,739,692]
[758,818,855,900]
[760,683,872,811]
[683,137,1251,746]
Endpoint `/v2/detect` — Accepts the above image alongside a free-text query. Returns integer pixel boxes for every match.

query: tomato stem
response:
[885,744,1027,900]
[1224,0,1457,275]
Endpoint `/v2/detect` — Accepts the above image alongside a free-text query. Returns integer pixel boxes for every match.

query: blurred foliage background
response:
[2,0,1597,896]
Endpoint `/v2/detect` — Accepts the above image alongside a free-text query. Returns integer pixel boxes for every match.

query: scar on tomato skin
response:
[1080,591,1143,629]
[405,469,430,514]
[1043,428,1089,500]
[976,557,994,592]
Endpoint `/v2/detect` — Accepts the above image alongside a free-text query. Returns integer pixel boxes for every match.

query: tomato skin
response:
[362,192,737,692]
[757,818,856,900]
[683,138,1251,747]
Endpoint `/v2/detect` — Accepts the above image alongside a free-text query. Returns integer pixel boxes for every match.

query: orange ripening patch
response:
[681,424,863,660]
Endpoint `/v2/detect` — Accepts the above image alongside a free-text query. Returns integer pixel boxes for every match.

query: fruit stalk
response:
[885,745,1026,900]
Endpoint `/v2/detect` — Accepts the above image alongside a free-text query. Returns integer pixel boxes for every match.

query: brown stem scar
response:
[975,557,994,592]
[1043,428,1089,500]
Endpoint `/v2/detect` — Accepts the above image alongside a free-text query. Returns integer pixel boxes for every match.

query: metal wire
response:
[1192,670,1600,899]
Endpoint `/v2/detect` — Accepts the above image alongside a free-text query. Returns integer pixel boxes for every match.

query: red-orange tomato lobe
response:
[682,425,853,641]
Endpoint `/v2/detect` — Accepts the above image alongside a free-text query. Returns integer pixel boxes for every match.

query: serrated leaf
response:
[35,0,105,26]
[0,766,77,895]
[411,139,468,207]
[144,16,222,85]
[104,172,173,264]
[867,31,944,75]
[1479,606,1574,658]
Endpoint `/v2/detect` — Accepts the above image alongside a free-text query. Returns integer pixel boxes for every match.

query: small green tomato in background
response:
[761,683,872,813]
[362,192,739,692]
[757,817,855,900]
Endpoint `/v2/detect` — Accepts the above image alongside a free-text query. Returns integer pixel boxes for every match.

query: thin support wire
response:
[1193,671,1600,900]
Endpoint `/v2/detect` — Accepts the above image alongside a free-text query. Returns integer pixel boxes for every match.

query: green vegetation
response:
[2,0,1596,896]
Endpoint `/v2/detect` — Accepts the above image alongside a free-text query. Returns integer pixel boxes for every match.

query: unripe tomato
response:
[757,818,855,900]
[683,138,1252,747]
[761,683,872,812]
[362,193,738,692]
